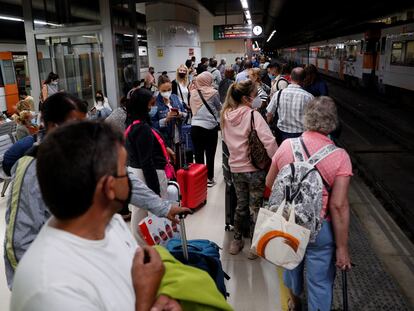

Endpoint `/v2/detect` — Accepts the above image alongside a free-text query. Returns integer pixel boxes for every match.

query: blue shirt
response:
[151,94,186,147]
[2,135,35,176]
[304,79,329,97]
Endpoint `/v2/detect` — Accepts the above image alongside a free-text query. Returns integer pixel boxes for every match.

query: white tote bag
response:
[251,201,311,270]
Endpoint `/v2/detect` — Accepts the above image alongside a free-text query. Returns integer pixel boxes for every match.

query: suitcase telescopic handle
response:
[342,270,348,311]
[179,214,189,261]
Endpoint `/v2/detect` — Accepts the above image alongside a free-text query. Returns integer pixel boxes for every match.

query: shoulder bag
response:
[248,110,271,170]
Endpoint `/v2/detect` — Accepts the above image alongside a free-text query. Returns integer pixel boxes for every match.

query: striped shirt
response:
[267,84,314,133]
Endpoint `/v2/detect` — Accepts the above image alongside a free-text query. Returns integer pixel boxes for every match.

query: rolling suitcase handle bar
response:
[179,214,189,261]
[342,270,348,311]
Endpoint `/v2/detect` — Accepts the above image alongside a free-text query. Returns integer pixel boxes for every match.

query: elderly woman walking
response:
[266,96,352,311]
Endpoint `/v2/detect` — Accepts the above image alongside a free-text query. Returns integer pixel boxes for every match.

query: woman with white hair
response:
[265,96,353,311]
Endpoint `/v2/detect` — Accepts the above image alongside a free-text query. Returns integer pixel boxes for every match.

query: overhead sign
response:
[213,24,263,40]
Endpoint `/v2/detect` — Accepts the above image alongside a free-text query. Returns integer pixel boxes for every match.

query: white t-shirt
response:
[177,82,189,107]
[11,214,138,311]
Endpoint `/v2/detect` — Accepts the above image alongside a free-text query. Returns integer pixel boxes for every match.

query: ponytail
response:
[220,80,256,129]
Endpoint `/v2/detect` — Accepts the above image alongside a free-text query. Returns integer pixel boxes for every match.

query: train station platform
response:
[1,136,413,311]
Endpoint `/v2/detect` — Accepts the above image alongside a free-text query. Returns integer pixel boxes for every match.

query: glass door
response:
[36,33,106,108]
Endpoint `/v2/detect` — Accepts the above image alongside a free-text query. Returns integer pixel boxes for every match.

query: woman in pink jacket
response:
[221,80,278,258]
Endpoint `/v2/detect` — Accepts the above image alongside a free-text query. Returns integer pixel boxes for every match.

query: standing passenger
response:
[208,59,222,90]
[40,72,59,105]
[218,68,235,104]
[151,76,186,149]
[190,72,221,187]
[266,97,352,311]
[267,67,314,144]
[172,64,190,109]
[303,64,329,97]
[221,80,277,258]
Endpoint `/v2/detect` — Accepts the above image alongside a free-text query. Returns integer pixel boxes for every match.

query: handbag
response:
[125,120,176,179]
[248,110,271,170]
[251,201,310,270]
[197,90,220,130]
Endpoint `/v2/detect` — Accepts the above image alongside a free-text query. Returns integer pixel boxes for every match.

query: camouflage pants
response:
[232,170,266,240]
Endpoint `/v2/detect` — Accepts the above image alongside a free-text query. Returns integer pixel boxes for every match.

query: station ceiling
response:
[0,1,413,48]
[198,0,414,49]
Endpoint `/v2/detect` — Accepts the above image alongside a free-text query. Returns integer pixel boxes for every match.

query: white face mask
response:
[161,91,171,99]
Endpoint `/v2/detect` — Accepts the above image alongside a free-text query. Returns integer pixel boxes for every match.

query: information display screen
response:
[213,24,262,40]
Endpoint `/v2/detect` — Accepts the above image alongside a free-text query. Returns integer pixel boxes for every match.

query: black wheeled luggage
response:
[225,182,237,231]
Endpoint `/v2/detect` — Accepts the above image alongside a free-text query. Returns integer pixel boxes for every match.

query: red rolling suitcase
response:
[177,163,208,209]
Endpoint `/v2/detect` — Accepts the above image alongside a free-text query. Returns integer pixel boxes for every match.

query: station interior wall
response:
[199,6,246,65]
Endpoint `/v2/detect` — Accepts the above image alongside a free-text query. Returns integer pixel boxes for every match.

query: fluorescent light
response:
[34,19,62,27]
[123,34,133,37]
[240,0,248,9]
[245,10,251,19]
[82,35,96,39]
[266,30,276,42]
[0,15,23,22]
[255,41,259,48]
[247,19,252,25]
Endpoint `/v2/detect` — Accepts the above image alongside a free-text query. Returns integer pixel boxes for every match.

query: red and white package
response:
[138,216,180,246]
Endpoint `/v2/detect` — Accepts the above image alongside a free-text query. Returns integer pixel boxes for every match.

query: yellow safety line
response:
[278,267,289,311]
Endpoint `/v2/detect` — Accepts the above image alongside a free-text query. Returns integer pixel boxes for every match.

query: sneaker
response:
[229,239,244,255]
[207,179,216,187]
[247,250,259,260]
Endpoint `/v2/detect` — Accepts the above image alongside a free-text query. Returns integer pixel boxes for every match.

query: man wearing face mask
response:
[10,121,184,311]
[4,93,189,290]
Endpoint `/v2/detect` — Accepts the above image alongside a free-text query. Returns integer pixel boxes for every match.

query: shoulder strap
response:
[276,77,288,90]
[299,136,339,192]
[124,120,141,138]
[290,138,305,162]
[151,129,170,163]
[197,90,219,124]
[177,82,185,103]
[250,110,255,130]
[276,89,283,111]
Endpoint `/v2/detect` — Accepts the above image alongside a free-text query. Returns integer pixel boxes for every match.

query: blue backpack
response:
[166,239,230,298]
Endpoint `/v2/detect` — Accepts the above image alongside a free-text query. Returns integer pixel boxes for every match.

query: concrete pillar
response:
[146,0,201,77]
[100,0,120,108]
[22,0,41,110]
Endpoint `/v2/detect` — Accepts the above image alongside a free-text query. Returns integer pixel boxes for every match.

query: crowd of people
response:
[2,54,351,311]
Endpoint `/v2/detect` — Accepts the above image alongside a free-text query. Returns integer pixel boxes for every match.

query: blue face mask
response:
[268,73,276,80]
[149,106,158,118]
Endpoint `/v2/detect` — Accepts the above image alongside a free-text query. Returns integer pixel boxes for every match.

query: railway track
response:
[325,79,414,240]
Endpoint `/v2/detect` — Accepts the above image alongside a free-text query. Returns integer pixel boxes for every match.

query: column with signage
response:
[146,0,201,77]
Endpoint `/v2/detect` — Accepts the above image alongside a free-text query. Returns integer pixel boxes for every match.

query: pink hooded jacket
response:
[222,106,278,173]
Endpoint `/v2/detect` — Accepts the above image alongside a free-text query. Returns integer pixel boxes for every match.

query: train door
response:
[0,52,19,113]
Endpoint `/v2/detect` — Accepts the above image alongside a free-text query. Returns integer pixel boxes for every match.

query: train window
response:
[406,41,414,66]
[391,42,404,64]
[2,61,16,85]
[380,37,386,54]
[346,45,357,61]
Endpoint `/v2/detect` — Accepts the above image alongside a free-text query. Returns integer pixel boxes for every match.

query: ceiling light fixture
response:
[123,34,133,37]
[240,0,248,10]
[0,15,23,22]
[34,19,62,27]
[245,10,251,20]
[266,30,276,42]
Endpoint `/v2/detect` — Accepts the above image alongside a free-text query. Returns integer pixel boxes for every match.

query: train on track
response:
[278,22,414,99]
